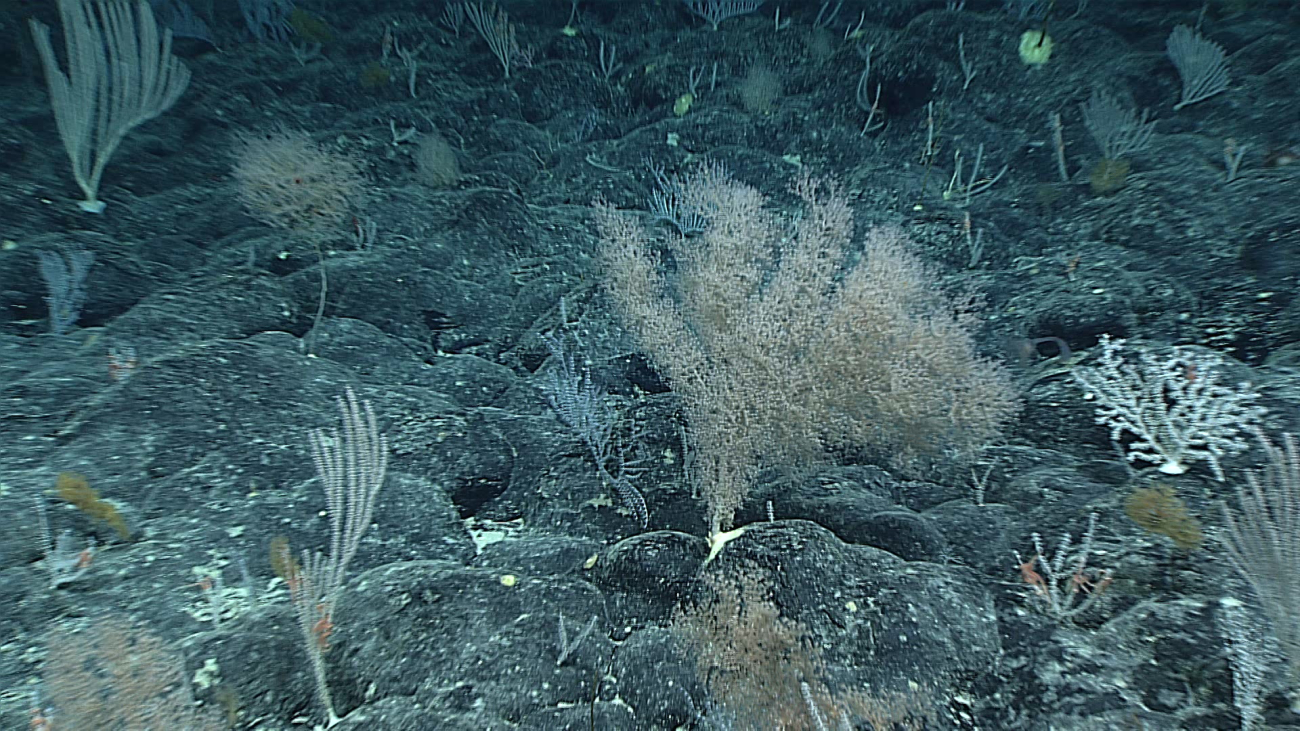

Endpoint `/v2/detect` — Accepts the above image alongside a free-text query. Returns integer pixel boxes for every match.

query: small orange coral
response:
[268,535,301,581]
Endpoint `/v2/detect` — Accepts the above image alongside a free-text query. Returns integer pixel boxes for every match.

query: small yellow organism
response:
[674,93,694,116]
[1019,29,1052,65]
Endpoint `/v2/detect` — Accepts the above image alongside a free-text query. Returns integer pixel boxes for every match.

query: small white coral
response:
[1073,335,1266,480]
